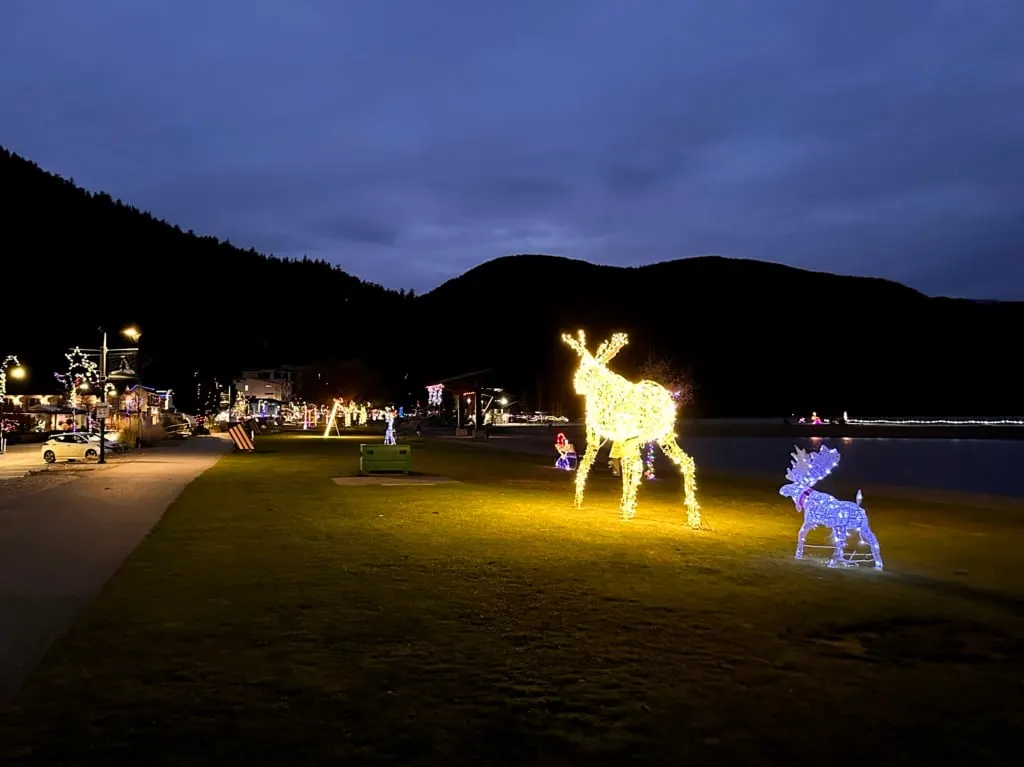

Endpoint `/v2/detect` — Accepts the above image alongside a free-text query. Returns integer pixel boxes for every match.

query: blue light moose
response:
[779,445,883,570]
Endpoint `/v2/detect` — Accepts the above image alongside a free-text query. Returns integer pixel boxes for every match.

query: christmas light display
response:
[780,445,883,570]
[359,403,368,426]
[233,392,250,420]
[642,441,657,479]
[55,347,100,410]
[426,384,444,407]
[554,432,577,470]
[323,399,343,437]
[383,407,397,445]
[0,355,24,398]
[845,414,1023,426]
[562,330,700,525]
[343,401,353,428]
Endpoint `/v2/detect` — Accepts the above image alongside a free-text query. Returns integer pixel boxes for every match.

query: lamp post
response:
[120,327,143,448]
[83,327,140,465]
[98,331,108,464]
[0,355,27,455]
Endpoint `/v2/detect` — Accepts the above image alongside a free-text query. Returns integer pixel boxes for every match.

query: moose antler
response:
[594,333,629,363]
[809,445,841,478]
[561,329,589,357]
[785,446,812,482]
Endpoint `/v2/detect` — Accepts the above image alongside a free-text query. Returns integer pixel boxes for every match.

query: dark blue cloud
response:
[1,0,1021,297]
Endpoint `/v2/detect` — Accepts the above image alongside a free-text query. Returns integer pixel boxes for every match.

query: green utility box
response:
[359,443,412,475]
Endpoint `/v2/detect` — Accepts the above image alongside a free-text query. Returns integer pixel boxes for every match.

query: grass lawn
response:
[2,434,1022,765]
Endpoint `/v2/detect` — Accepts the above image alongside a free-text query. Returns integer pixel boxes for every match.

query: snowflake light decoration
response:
[426,384,444,407]
[383,407,397,445]
[780,445,883,570]
[562,330,699,524]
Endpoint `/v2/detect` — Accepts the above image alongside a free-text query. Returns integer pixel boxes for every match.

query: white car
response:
[85,433,124,452]
[41,433,101,463]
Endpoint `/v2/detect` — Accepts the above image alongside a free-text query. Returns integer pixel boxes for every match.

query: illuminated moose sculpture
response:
[780,445,883,570]
[562,330,700,525]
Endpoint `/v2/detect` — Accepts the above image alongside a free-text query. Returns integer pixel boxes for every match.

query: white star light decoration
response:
[55,347,99,403]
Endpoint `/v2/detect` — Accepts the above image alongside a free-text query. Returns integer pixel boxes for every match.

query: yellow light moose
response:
[562,330,700,526]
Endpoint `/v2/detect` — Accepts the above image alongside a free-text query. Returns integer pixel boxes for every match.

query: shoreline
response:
[435,432,1024,508]
[487,422,1024,441]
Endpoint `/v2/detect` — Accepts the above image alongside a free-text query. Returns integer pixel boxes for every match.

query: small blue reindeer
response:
[779,445,883,570]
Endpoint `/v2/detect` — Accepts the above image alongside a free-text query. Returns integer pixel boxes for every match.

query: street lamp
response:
[92,326,141,464]
[1,355,27,454]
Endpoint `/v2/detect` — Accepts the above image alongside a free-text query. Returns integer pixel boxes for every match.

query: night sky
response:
[2,1,1021,298]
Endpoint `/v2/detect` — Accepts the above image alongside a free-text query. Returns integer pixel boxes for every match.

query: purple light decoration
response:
[779,445,883,570]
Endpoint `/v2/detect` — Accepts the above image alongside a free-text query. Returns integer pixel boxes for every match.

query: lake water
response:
[474,430,1024,499]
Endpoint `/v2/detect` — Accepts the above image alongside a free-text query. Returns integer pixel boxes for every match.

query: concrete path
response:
[0,435,231,701]
[0,444,38,481]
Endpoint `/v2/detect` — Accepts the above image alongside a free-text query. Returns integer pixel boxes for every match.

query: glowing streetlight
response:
[122,326,141,342]
[1,355,27,454]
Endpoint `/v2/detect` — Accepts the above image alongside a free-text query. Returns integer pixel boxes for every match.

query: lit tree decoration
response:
[553,432,577,470]
[637,356,695,481]
[55,347,99,411]
[1,355,23,399]
[780,445,883,570]
[233,392,251,420]
[343,400,354,428]
[562,330,700,524]
[426,383,444,407]
[383,407,397,445]
[359,403,368,426]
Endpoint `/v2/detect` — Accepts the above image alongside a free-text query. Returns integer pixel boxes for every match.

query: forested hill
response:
[1,146,407,402]
[4,145,1021,417]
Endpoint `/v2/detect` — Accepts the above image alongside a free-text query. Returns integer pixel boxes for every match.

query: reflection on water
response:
[489,428,1024,498]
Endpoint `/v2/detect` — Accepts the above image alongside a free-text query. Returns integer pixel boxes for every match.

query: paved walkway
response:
[0,444,38,481]
[0,436,231,701]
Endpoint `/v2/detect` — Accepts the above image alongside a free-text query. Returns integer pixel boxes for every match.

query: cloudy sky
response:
[2,1,1022,297]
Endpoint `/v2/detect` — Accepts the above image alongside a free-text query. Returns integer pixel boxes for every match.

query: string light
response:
[1,355,24,399]
[323,398,343,437]
[233,391,250,420]
[780,445,883,570]
[562,330,699,525]
[426,384,444,407]
[844,413,1024,427]
[554,432,577,470]
[383,407,397,445]
[643,441,656,480]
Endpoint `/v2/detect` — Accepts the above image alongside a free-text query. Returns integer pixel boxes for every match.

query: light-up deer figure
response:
[562,330,700,525]
[780,445,883,570]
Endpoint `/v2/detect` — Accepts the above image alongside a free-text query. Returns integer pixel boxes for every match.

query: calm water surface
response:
[483,429,1024,499]
[676,436,1024,498]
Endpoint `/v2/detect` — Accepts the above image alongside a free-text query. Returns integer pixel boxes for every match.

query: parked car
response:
[41,433,101,463]
[166,424,191,440]
[86,433,125,452]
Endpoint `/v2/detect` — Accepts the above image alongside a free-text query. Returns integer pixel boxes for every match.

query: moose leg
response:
[619,439,643,520]
[573,429,604,509]
[829,527,850,567]
[657,436,701,528]
[859,526,884,570]
[795,522,813,560]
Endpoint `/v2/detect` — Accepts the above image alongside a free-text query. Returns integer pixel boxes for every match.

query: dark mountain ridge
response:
[2,145,1019,416]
